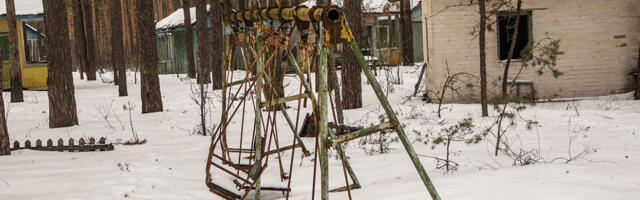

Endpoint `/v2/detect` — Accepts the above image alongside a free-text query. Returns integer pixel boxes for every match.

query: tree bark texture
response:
[83,0,98,80]
[210,0,223,89]
[479,0,489,116]
[136,0,164,113]
[400,0,414,65]
[73,0,90,81]
[636,46,640,100]
[5,0,23,102]
[183,0,197,78]
[0,51,10,156]
[501,0,522,98]
[44,0,79,128]
[341,0,363,109]
[196,0,210,84]
[112,0,128,96]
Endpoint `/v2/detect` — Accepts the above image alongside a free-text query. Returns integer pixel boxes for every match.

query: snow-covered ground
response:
[1,66,639,200]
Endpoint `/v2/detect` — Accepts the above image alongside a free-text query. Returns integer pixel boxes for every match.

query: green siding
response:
[156,29,194,75]
[412,22,424,62]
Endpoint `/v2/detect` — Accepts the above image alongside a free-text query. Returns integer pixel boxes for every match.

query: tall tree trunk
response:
[112,0,128,96]
[44,0,79,128]
[195,0,210,84]
[341,0,363,109]
[5,0,23,102]
[73,0,90,82]
[400,0,414,65]
[183,0,196,78]
[136,0,164,113]
[126,0,137,73]
[501,0,522,99]
[636,46,640,100]
[479,0,488,117]
[210,0,223,89]
[0,51,9,156]
[83,0,98,80]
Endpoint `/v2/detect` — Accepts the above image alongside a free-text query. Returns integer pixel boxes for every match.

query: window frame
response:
[496,11,533,62]
[22,20,48,65]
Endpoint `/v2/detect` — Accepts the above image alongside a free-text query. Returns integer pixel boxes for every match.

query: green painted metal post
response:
[348,39,441,200]
[318,23,330,200]
[253,22,263,200]
[286,49,361,189]
[220,22,229,161]
[327,129,361,188]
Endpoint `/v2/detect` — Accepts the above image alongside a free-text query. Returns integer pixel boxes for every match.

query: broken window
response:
[23,21,47,64]
[497,11,532,60]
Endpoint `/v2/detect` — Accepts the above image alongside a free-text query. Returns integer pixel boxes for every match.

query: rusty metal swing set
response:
[205,3,441,200]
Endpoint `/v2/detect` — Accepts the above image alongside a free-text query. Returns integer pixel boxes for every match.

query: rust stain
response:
[613,35,626,39]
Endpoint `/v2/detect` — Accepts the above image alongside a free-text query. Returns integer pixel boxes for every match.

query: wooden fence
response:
[10,137,115,152]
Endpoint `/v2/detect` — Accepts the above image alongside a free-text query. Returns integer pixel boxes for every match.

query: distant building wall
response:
[422,0,640,102]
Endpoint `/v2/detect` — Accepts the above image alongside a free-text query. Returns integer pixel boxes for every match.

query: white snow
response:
[157,6,197,30]
[0,0,43,16]
[0,66,639,200]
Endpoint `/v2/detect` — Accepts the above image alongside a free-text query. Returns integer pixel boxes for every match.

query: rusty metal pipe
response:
[224,6,342,23]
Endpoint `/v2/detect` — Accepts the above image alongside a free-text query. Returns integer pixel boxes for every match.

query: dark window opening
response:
[497,11,531,60]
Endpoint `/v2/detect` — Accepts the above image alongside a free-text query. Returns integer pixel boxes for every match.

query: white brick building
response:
[421,0,640,102]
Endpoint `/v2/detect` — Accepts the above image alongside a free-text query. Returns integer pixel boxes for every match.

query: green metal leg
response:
[348,40,442,200]
[317,44,330,200]
[253,26,264,200]
[328,129,361,188]
[285,48,362,190]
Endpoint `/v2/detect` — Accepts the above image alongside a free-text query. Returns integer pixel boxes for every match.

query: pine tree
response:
[195,0,210,84]
[636,46,640,100]
[83,0,98,80]
[183,0,196,78]
[479,0,489,116]
[136,0,164,113]
[0,50,9,156]
[112,0,128,96]
[5,0,23,102]
[210,0,223,89]
[341,0,363,109]
[73,0,90,80]
[43,0,79,128]
[400,0,414,65]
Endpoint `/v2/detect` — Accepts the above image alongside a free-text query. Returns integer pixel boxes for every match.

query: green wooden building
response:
[155,6,232,75]
[155,7,198,75]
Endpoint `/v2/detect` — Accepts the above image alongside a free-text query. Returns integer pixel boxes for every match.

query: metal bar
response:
[286,48,361,189]
[246,46,312,157]
[227,76,258,88]
[347,31,442,200]
[224,5,342,23]
[240,186,291,192]
[259,93,309,108]
[221,20,230,162]
[228,148,255,153]
[329,122,394,147]
[317,24,330,200]
[246,143,302,159]
[211,162,253,184]
[328,129,361,190]
[253,21,264,200]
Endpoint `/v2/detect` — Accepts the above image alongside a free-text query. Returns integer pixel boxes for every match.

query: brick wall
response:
[422,0,640,102]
